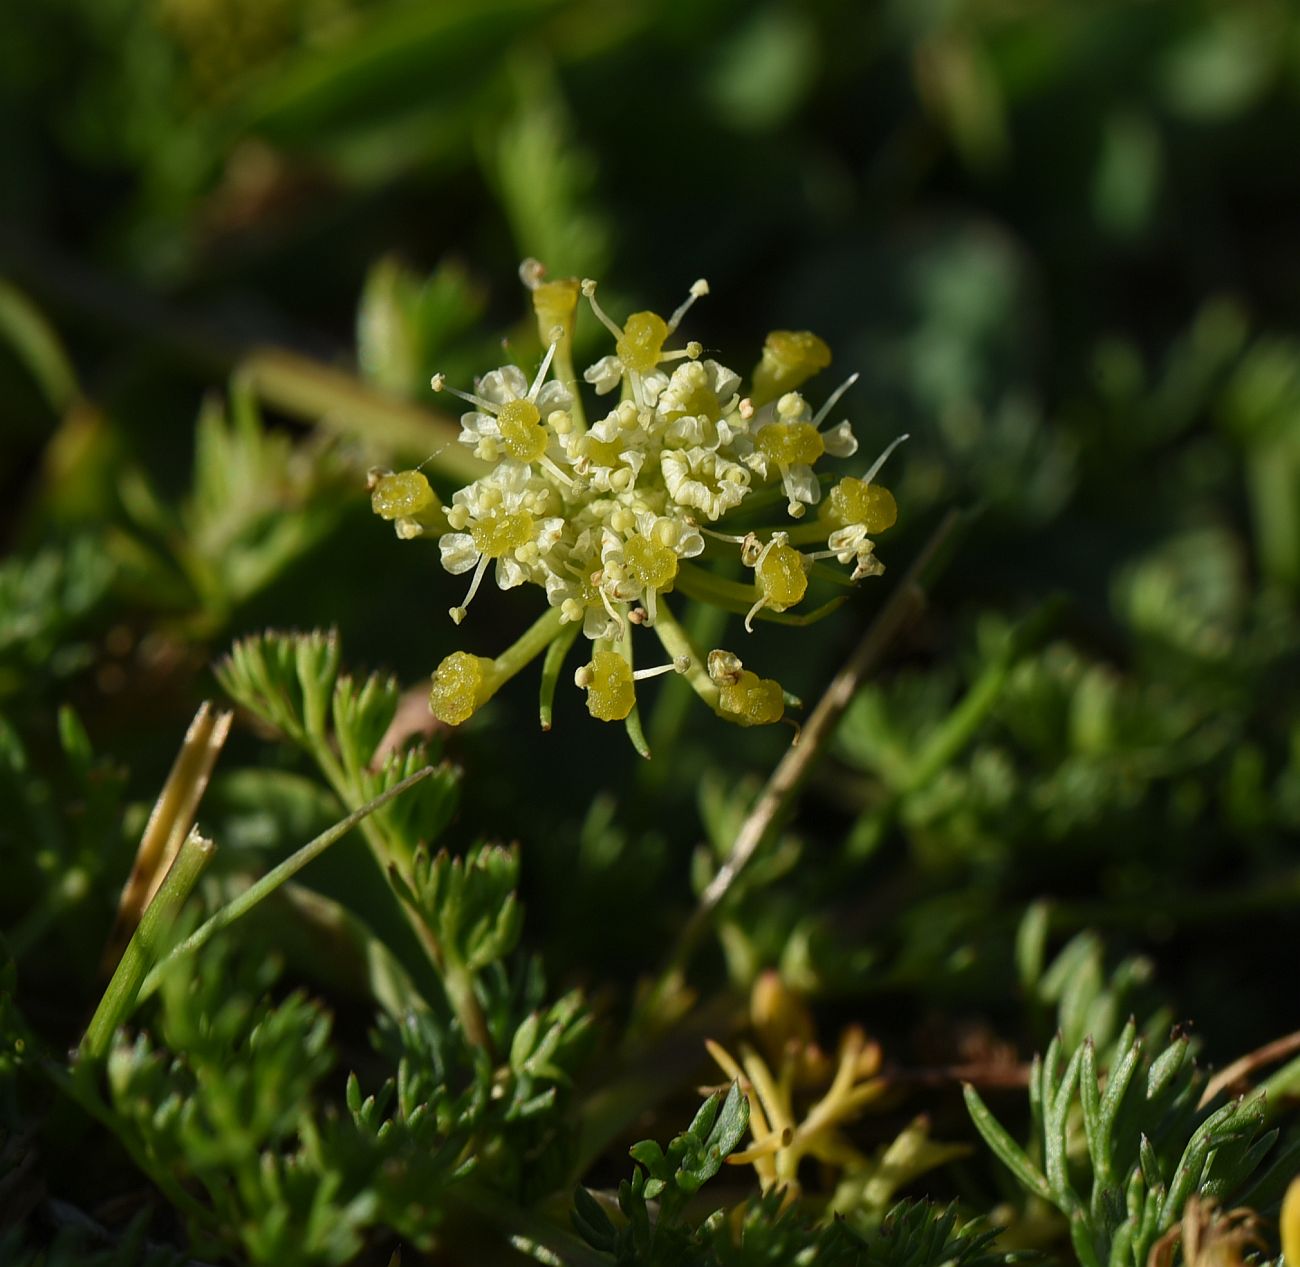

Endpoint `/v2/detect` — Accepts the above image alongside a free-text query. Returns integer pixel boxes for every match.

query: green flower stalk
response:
[370,262,906,736]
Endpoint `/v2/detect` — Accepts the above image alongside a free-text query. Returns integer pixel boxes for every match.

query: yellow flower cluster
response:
[706,973,967,1211]
[370,262,904,740]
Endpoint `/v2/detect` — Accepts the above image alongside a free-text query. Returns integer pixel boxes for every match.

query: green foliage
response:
[575,1104,1024,1267]
[111,389,362,629]
[573,1083,751,1264]
[217,628,458,846]
[356,256,490,400]
[6,1,1300,1262]
[0,708,129,970]
[965,1020,1280,1267]
[393,843,524,975]
[103,952,369,1266]
[0,539,115,696]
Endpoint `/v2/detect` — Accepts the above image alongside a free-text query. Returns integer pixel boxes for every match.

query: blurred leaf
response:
[1092,110,1161,237]
[486,55,610,278]
[357,256,488,398]
[1158,7,1279,121]
[705,5,818,132]
[0,279,79,414]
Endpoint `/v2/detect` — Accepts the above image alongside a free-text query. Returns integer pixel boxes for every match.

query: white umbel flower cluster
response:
[369,263,905,735]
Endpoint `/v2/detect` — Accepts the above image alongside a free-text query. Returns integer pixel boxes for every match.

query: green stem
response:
[494,605,566,680]
[80,830,215,1061]
[303,723,491,1048]
[651,598,721,713]
[642,593,732,789]
[553,342,586,433]
[616,633,652,759]
[136,767,434,1004]
[539,619,580,730]
[675,562,847,626]
[443,959,491,1051]
[387,867,493,1052]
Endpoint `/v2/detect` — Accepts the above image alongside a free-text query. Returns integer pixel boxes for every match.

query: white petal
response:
[640,370,668,406]
[715,416,746,446]
[536,380,573,413]
[583,355,624,395]
[545,570,572,602]
[821,419,859,458]
[705,360,741,402]
[599,526,623,564]
[659,450,688,501]
[782,464,822,507]
[495,555,527,589]
[478,366,529,403]
[583,605,616,640]
[590,410,624,442]
[439,533,480,575]
[678,528,705,559]
[828,525,866,553]
[536,516,566,553]
[665,415,712,449]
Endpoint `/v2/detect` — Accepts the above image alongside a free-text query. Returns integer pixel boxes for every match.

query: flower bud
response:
[751,330,831,407]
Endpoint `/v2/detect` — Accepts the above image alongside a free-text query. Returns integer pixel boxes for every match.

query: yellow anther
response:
[776,393,806,421]
[751,330,832,406]
[370,470,435,520]
[719,670,785,726]
[825,478,897,533]
[652,518,681,549]
[470,509,535,558]
[429,652,498,725]
[623,534,679,591]
[580,649,637,721]
[617,311,669,374]
[757,421,825,468]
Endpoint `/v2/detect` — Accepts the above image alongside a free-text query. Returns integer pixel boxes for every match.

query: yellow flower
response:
[706,975,888,1201]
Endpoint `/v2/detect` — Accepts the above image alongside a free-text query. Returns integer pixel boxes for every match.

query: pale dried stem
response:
[101,702,231,975]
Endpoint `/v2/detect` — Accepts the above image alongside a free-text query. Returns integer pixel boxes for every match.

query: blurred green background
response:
[4,0,1300,1068]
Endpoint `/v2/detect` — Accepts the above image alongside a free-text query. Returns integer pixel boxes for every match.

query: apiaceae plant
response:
[368,262,906,743]
[5,257,1300,1267]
